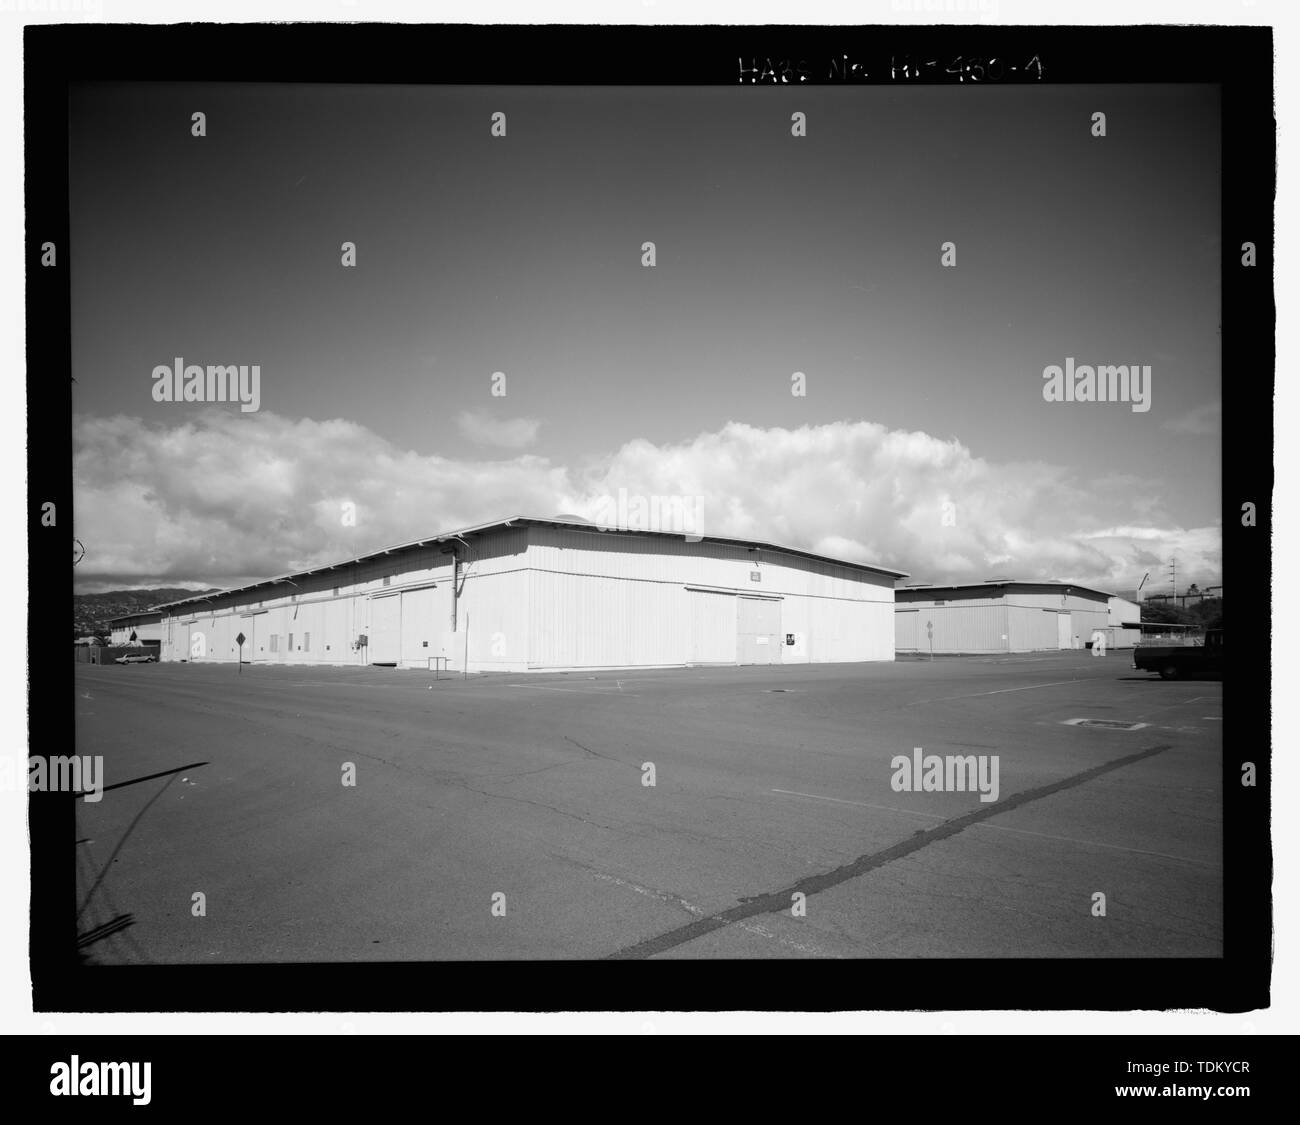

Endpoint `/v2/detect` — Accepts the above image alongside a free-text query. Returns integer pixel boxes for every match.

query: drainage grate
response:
[1062,718,1149,731]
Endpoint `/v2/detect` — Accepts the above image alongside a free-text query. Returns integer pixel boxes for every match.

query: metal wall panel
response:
[896,587,1114,654]
[895,609,920,651]
[457,568,531,672]
[1069,608,1110,647]
[109,620,162,645]
[737,596,781,664]
[526,525,894,669]
[528,526,895,602]
[1108,596,1142,627]
[158,528,532,666]
[238,614,256,663]
[157,524,896,671]
[688,590,737,664]
[1006,606,1060,652]
[796,595,893,661]
[528,569,686,670]
[400,587,437,666]
[368,594,401,664]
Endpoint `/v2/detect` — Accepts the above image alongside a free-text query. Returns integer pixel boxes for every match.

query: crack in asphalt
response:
[563,735,639,772]
[604,742,1173,960]
[452,779,633,836]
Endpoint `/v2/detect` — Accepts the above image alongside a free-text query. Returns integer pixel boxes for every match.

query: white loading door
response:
[1057,612,1073,649]
[369,594,402,665]
[737,596,782,665]
[688,589,737,664]
[401,587,437,667]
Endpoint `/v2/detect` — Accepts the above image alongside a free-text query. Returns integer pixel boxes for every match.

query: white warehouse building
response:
[155,516,907,672]
[109,611,163,646]
[895,580,1125,655]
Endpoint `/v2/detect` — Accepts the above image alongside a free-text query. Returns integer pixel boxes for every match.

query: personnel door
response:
[1057,612,1073,649]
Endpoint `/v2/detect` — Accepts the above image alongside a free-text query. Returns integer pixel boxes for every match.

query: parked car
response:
[114,652,157,664]
[1133,628,1223,680]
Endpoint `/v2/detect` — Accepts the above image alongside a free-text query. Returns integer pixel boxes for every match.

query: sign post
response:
[235,631,245,674]
[926,619,933,662]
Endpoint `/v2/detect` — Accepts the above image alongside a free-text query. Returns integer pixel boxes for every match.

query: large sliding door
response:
[688,589,737,664]
[737,596,782,665]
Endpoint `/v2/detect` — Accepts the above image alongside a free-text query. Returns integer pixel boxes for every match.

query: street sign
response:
[235,632,246,646]
[235,631,246,673]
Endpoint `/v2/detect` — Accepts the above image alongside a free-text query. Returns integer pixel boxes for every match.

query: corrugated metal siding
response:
[459,568,531,672]
[160,526,530,667]
[895,609,920,651]
[1007,606,1060,652]
[895,595,1009,653]
[1091,626,1139,651]
[1069,608,1110,647]
[528,526,894,602]
[737,596,782,664]
[529,569,686,668]
[1108,597,1141,627]
[159,524,896,671]
[110,621,162,645]
[689,590,737,663]
[895,587,1111,654]
[526,526,894,669]
[901,603,1010,653]
[800,597,893,661]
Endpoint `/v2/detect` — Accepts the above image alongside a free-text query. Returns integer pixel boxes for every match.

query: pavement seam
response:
[605,742,1173,960]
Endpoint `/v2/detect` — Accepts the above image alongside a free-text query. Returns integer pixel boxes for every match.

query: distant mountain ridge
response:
[73,588,219,637]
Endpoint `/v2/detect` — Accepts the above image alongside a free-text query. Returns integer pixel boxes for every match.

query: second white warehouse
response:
[895,580,1141,654]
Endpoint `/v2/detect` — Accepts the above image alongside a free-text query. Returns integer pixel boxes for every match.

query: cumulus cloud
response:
[73,412,1222,593]
[456,410,540,449]
[73,412,566,588]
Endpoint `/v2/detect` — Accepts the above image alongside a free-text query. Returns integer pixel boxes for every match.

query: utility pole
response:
[1167,556,1177,603]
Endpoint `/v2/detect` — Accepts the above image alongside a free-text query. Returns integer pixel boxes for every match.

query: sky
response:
[69,81,1222,596]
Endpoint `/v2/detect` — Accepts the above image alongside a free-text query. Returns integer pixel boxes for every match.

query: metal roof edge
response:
[150,514,908,611]
[895,579,1118,600]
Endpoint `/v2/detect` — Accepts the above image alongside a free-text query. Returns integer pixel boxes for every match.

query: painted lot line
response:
[916,677,1085,705]
[607,743,1171,959]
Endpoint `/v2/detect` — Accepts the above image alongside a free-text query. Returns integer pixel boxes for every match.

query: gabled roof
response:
[151,515,909,612]
[895,579,1117,600]
[108,611,164,627]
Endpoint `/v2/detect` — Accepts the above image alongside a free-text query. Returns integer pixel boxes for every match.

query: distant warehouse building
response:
[109,611,163,647]
[1107,595,1142,649]
[895,580,1128,655]
[154,516,907,672]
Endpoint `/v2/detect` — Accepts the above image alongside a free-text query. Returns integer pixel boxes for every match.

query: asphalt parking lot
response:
[72,651,1222,961]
